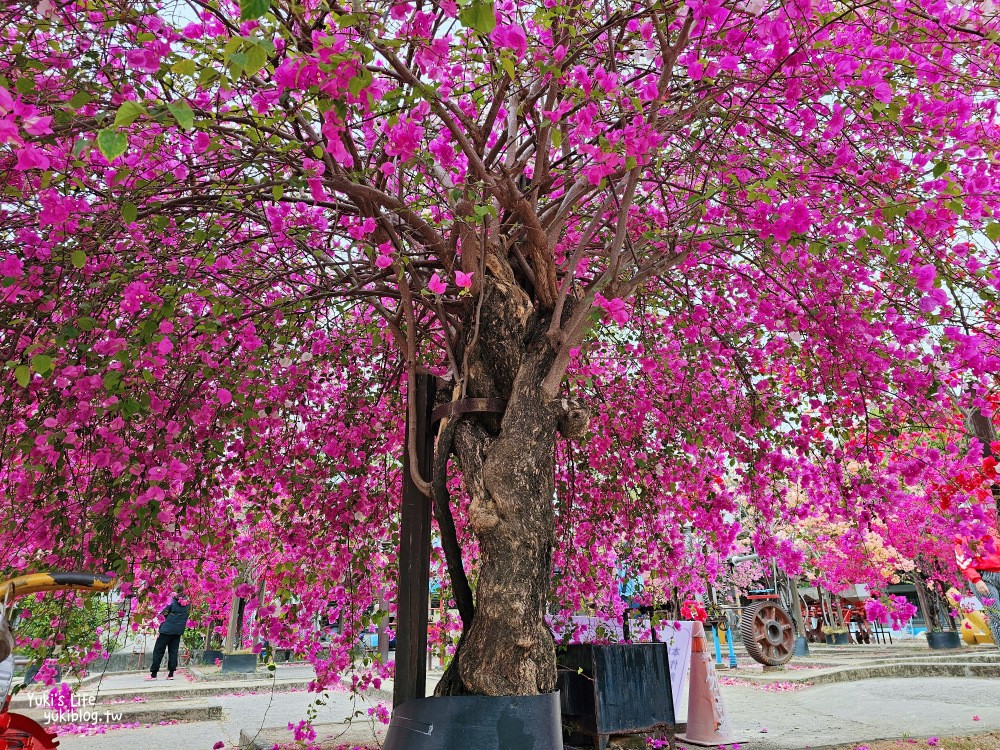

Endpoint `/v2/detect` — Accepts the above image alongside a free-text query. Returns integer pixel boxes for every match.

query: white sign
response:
[656,620,693,719]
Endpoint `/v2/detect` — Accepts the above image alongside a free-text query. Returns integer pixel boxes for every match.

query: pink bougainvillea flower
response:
[455,271,474,289]
[14,145,50,171]
[23,115,52,136]
[926,738,939,747]
[491,24,528,59]
[217,389,232,405]
[125,47,162,74]
[0,116,18,144]
[375,254,393,269]
[0,254,23,278]
[428,273,446,294]
[913,263,936,291]
[595,294,629,325]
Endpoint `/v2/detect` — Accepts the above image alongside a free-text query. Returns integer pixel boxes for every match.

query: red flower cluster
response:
[680,600,708,623]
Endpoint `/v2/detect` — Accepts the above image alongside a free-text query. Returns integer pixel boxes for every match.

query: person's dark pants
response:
[972,571,1000,653]
[150,633,181,677]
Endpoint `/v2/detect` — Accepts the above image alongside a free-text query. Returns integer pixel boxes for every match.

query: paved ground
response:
[51,685,386,749]
[31,645,1000,750]
[709,677,1000,750]
[44,675,1000,750]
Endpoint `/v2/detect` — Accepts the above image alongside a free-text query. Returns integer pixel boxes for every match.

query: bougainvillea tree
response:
[3,0,1000,699]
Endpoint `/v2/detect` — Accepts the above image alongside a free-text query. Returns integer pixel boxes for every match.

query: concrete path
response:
[29,642,1000,750]
[42,675,1000,750]
[696,677,1000,750]
[50,685,387,749]
[12,663,317,710]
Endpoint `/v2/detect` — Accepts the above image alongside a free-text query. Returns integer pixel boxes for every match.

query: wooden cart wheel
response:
[740,601,795,666]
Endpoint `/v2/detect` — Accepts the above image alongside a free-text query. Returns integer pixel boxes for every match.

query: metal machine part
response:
[740,601,795,665]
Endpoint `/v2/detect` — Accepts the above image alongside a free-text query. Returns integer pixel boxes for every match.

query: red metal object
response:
[1,713,60,749]
[0,699,59,749]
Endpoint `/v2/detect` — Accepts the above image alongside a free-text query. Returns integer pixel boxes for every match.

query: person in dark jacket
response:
[146,584,189,680]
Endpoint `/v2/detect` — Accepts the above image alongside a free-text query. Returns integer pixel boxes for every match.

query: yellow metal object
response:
[947,587,995,646]
[960,610,995,645]
[0,572,115,606]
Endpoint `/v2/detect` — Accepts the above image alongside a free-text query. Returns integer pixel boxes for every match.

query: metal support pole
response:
[393,373,437,709]
[726,613,738,668]
[377,595,390,665]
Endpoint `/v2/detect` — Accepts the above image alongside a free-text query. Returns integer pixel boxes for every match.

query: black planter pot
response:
[793,636,810,656]
[825,632,850,645]
[202,649,224,665]
[927,631,962,650]
[558,643,675,750]
[220,653,258,673]
[384,692,562,750]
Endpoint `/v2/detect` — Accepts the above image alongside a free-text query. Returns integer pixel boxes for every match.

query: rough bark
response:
[432,273,588,697]
[965,406,1000,517]
[911,572,934,630]
[457,336,561,695]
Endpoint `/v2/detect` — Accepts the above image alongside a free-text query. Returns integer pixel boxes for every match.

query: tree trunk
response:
[911,572,933,631]
[457,340,561,695]
[224,595,241,653]
[788,576,806,638]
[432,275,588,696]
[965,406,1000,517]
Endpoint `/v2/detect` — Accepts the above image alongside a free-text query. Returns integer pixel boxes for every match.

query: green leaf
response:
[244,44,268,77]
[240,0,270,20]
[166,100,195,131]
[96,129,128,160]
[70,250,87,268]
[864,224,884,240]
[31,355,53,375]
[103,371,122,391]
[227,52,248,76]
[272,185,284,201]
[114,101,146,128]
[500,56,515,80]
[68,91,92,110]
[122,202,137,224]
[932,160,949,178]
[76,317,96,331]
[14,365,30,388]
[172,58,196,77]
[985,223,1000,243]
[348,67,372,96]
[459,1,496,33]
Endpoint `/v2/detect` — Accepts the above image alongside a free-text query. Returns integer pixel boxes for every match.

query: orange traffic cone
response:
[677,621,739,747]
